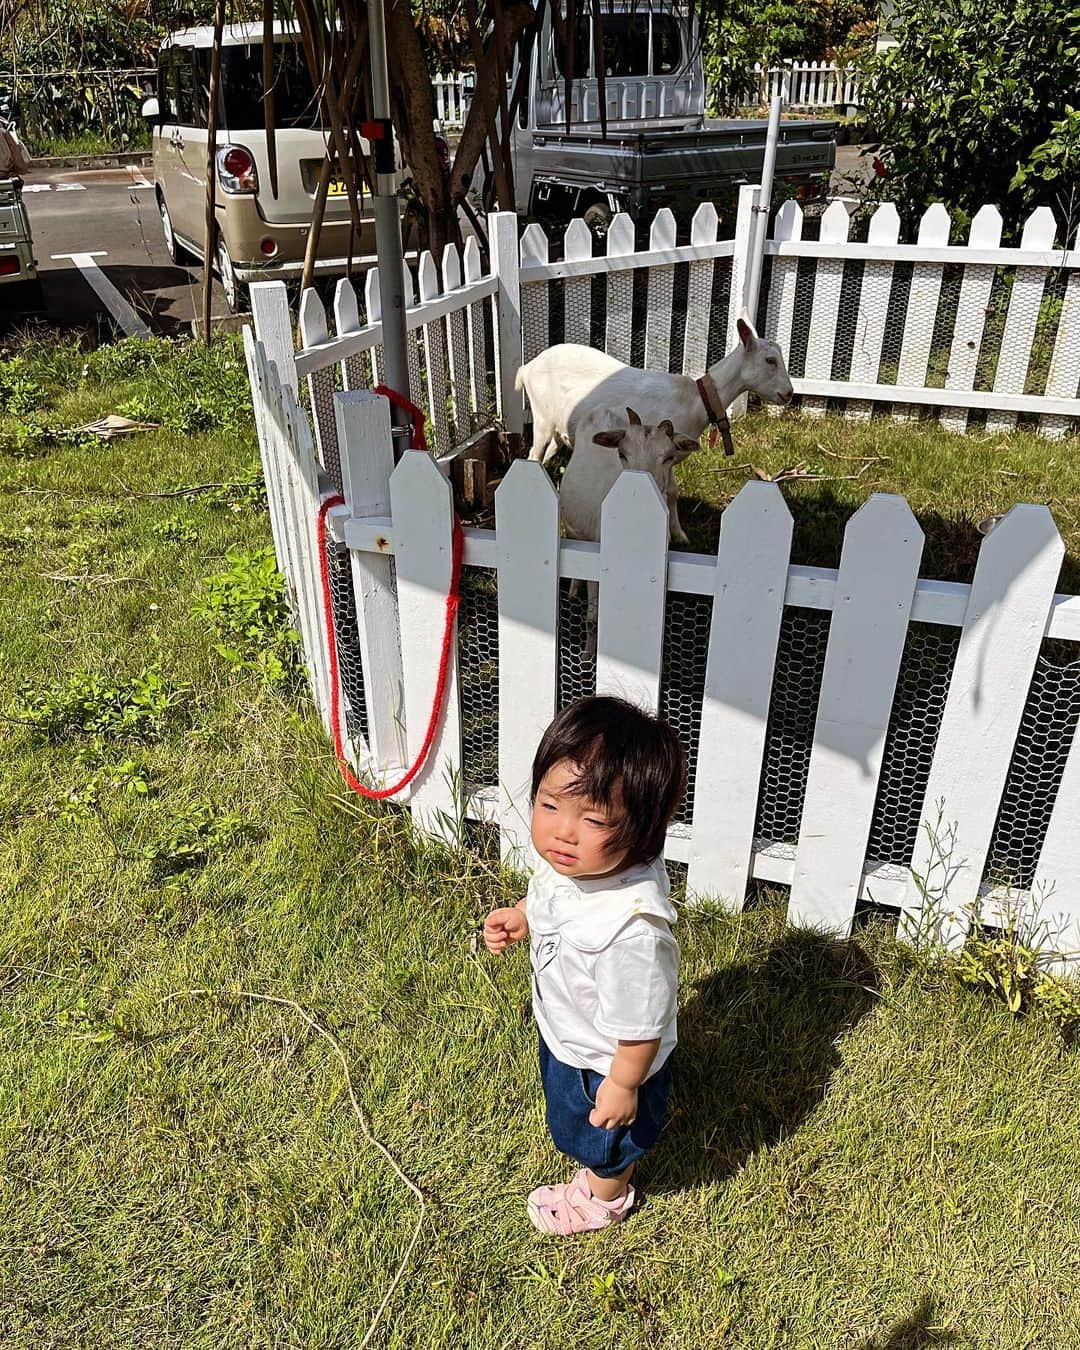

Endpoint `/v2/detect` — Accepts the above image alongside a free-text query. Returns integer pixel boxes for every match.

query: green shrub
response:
[191,547,300,684]
[858,0,1080,234]
[15,666,179,743]
[141,801,256,879]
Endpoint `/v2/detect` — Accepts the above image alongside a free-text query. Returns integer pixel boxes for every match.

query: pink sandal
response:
[527,1168,636,1235]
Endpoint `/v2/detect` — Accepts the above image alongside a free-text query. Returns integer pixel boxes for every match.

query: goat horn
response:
[625,406,642,425]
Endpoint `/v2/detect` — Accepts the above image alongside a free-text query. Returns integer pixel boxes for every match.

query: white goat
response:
[515,314,793,543]
[560,406,696,657]
[560,405,699,545]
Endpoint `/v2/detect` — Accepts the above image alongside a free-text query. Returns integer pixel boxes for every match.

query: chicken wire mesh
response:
[753,607,831,845]
[983,640,1080,892]
[865,623,960,865]
[458,567,500,794]
[330,547,1080,901]
[325,538,369,744]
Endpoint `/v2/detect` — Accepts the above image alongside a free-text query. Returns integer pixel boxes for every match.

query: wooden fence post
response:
[390,450,464,841]
[250,280,299,399]
[727,183,761,418]
[489,210,523,449]
[335,389,407,779]
[495,460,560,865]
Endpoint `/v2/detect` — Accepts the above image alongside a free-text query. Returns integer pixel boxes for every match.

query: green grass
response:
[3,332,1080,1347]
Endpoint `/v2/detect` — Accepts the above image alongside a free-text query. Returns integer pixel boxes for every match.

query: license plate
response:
[327,177,348,196]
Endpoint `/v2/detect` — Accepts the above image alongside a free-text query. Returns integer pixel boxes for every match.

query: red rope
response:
[316,388,461,800]
[374,384,429,451]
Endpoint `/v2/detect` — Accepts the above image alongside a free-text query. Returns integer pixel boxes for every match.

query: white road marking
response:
[23,183,87,193]
[50,251,151,338]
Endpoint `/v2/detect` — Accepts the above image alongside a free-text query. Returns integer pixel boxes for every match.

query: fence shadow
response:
[857,1296,962,1347]
[651,924,881,1193]
[676,481,1001,587]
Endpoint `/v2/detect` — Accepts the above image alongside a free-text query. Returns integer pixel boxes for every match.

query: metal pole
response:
[743,91,782,324]
[367,0,411,446]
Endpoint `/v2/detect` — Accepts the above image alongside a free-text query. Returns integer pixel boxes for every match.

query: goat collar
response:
[696,375,734,456]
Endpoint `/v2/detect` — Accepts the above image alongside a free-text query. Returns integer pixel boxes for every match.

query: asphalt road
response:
[9,163,227,338]
[7,142,871,339]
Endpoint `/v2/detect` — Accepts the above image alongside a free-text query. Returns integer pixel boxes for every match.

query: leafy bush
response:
[15,666,178,743]
[141,801,256,879]
[0,360,47,417]
[116,337,252,434]
[704,0,873,112]
[858,0,1080,234]
[191,548,300,685]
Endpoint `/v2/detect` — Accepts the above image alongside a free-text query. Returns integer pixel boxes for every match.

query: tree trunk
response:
[387,0,456,256]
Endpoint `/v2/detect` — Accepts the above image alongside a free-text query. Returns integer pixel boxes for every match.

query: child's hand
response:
[483,906,528,954]
[589,1078,638,1129]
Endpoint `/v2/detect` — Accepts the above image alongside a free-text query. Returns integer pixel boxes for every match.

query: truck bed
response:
[530,118,837,191]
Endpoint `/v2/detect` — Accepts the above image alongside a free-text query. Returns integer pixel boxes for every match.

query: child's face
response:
[531,759,629,880]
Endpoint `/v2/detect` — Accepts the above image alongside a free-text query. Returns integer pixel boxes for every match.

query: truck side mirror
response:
[141,96,160,120]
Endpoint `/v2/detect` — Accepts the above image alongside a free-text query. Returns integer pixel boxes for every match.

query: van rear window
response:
[218,41,325,130]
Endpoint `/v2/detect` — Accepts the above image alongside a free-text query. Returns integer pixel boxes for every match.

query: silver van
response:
[142,23,380,311]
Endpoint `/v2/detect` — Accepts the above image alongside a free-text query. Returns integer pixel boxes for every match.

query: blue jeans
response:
[537,1032,674,1179]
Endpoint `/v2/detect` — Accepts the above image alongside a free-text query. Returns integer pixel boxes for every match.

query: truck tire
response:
[582,200,613,240]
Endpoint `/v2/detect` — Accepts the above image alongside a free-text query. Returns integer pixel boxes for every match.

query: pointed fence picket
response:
[605,211,637,365]
[563,218,593,346]
[1040,270,1080,441]
[939,205,1003,434]
[686,481,792,906]
[902,507,1065,946]
[789,495,924,931]
[644,209,677,371]
[985,208,1057,435]
[596,472,670,712]
[495,461,560,864]
[845,202,900,422]
[801,199,851,418]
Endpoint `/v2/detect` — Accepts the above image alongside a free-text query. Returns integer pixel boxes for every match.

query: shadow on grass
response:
[858,1295,962,1347]
[677,483,1023,588]
[653,923,882,1191]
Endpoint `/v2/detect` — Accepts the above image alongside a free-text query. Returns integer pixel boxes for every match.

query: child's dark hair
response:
[531,696,686,867]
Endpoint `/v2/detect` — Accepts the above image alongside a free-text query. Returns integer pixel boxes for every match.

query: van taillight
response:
[217,145,259,194]
[0,257,19,276]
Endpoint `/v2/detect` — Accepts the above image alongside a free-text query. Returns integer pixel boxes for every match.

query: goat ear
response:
[674,436,699,460]
[593,429,626,448]
[625,406,642,426]
[658,419,674,437]
[737,312,759,350]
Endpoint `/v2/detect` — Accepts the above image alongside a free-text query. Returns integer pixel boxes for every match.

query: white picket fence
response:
[284,191,1080,459]
[749,60,861,110]
[433,61,857,127]
[242,199,1080,967]
[243,294,1080,966]
[433,72,473,129]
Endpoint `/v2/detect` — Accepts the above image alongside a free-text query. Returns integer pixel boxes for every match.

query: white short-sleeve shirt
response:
[524,854,679,1079]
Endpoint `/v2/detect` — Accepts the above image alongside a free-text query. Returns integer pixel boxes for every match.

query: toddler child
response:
[484,695,685,1235]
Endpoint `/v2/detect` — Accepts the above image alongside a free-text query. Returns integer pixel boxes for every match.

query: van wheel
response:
[216,236,248,314]
[582,200,613,240]
[159,194,194,265]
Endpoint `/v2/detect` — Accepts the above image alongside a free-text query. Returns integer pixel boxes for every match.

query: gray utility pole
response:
[365,0,412,450]
[743,92,783,324]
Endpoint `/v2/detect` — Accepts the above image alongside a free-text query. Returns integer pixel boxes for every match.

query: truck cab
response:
[506,1,836,235]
